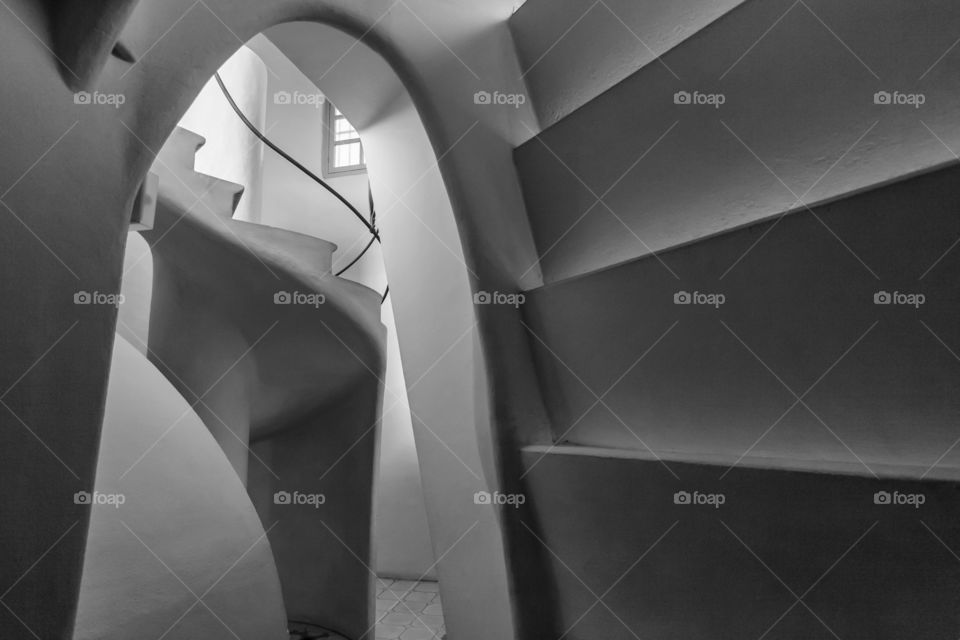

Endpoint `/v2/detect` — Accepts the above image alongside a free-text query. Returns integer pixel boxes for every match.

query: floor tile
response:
[411,614,444,630]
[375,623,405,639]
[382,612,416,626]
[375,577,445,639]
[395,600,428,613]
[399,628,439,640]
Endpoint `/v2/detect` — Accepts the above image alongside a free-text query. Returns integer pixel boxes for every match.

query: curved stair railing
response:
[213,73,389,303]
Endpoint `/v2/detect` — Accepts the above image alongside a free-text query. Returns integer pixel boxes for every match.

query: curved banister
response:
[335,234,375,277]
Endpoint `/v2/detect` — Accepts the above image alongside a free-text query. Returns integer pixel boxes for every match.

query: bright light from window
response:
[327,105,365,174]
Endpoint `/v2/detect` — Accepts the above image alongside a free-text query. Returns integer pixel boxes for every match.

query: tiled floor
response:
[375,578,445,640]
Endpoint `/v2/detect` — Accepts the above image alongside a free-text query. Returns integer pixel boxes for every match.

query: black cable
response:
[335,234,376,276]
[368,181,376,229]
[213,73,380,243]
[286,619,334,639]
[381,285,389,304]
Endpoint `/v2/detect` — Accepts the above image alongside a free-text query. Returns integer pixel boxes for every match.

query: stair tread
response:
[523,444,960,482]
[521,159,960,293]
[511,0,746,130]
[514,0,960,283]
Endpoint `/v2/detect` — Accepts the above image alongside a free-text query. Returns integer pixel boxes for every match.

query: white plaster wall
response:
[248,34,384,286]
[74,335,286,640]
[510,0,746,128]
[117,232,153,354]
[247,33,436,580]
[375,297,436,579]
[117,34,436,579]
[118,45,270,350]
[260,19,534,638]
[0,3,544,638]
[179,46,268,224]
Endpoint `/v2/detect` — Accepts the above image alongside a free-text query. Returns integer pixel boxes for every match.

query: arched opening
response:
[0,2,546,639]
[73,11,526,640]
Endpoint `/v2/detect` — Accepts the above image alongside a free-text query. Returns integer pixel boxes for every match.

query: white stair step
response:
[161,126,206,171]
[521,162,960,474]
[515,0,960,283]
[520,443,960,638]
[510,0,746,129]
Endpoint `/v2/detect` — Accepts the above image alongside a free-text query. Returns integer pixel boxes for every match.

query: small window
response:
[324,101,366,176]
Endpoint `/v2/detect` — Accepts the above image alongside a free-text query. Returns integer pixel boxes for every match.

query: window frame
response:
[323,100,366,178]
